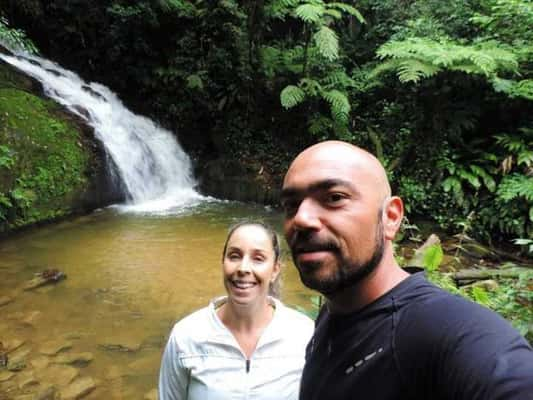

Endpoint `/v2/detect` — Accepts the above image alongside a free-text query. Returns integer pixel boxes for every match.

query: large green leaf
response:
[329,3,365,23]
[322,89,350,123]
[280,85,305,109]
[295,4,324,23]
[314,26,339,61]
[423,244,443,272]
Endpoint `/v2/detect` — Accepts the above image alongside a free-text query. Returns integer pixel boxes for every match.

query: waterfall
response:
[0,51,205,213]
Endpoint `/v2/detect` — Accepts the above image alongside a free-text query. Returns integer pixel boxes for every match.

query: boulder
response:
[59,376,96,400]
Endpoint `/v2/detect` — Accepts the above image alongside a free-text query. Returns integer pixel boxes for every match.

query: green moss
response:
[0,86,89,230]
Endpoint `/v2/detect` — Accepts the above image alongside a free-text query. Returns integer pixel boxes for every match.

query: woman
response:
[159,221,314,400]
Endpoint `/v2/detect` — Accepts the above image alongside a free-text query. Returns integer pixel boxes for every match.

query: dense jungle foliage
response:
[0,0,532,250]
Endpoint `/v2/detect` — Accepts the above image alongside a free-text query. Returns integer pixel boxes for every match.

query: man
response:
[281,140,533,399]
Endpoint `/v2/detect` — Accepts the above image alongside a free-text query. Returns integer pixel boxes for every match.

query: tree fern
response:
[374,37,520,87]
[493,78,533,100]
[0,16,38,53]
[295,4,324,23]
[324,9,342,20]
[322,89,350,123]
[314,26,339,61]
[329,3,365,23]
[322,70,356,89]
[497,174,533,202]
[397,59,439,83]
[280,85,306,109]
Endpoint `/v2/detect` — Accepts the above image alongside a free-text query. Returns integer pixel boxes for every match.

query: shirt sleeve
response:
[159,331,190,400]
[395,295,533,400]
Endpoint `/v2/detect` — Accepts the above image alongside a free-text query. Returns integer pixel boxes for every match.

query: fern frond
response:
[265,0,302,19]
[329,3,365,23]
[308,114,333,137]
[397,60,440,83]
[280,85,305,109]
[517,150,533,168]
[295,4,324,23]
[497,174,533,202]
[324,9,342,20]
[513,79,533,100]
[314,26,339,61]
[375,37,518,85]
[186,74,204,90]
[300,78,322,96]
[322,89,350,123]
[322,70,356,89]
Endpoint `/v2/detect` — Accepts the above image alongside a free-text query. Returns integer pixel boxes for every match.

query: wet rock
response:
[21,310,42,325]
[17,370,38,389]
[7,359,25,371]
[36,364,79,387]
[0,296,13,307]
[13,395,33,400]
[53,352,93,367]
[81,85,106,101]
[0,370,15,382]
[40,340,72,356]
[63,332,84,341]
[128,353,160,372]
[99,338,141,352]
[59,376,96,400]
[144,388,158,400]
[30,356,50,370]
[0,342,7,368]
[4,339,26,354]
[471,279,500,291]
[45,68,63,77]
[23,269,66,291]
[106,365,129,379]
[7,346,31,371]
[34,386,59,400]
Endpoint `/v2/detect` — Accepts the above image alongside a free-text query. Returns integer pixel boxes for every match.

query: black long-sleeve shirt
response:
[300,271,533,400]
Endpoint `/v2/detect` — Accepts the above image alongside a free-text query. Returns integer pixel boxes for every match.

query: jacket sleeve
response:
[159,331,189,400]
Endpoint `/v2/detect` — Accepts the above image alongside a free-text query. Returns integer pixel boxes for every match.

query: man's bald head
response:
[281,140,405,307]
[284,140,391,203]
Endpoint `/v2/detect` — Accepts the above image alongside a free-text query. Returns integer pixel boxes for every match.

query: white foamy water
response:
[0,50,206,213]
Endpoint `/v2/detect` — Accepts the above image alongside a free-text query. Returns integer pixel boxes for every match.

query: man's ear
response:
[383,196,403,240]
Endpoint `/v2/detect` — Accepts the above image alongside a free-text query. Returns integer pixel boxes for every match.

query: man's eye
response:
[281,200,299,215]
[326,193,346,203]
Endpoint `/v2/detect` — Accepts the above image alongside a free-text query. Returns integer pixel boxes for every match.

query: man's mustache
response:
[289,233,339,254]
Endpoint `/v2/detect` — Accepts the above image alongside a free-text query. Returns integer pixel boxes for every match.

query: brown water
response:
[0,202,314,399]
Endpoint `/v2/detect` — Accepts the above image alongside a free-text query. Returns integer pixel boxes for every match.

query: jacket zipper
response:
[246,359,250,373]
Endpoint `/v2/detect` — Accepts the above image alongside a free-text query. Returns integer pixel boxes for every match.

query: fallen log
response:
[454,268,532,282]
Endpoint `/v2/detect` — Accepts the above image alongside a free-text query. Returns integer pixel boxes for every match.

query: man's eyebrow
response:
[281,178,357,199]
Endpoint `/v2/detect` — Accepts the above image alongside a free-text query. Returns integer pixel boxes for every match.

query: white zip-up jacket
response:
[159,297,314,400]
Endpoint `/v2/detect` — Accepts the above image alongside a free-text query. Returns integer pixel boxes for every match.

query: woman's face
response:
[222,225,280,307]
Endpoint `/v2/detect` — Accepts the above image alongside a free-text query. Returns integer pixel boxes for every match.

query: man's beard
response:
[291,218,385,296]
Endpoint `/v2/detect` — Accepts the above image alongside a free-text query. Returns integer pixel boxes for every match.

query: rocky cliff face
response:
[0,56,119,235]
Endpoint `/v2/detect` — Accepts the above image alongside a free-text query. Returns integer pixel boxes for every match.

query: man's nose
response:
[292,198,321,231]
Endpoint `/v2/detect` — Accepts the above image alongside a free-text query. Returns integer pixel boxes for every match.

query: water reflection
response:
[0,202,313,399]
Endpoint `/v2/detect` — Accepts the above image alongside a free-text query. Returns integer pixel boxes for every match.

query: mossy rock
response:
[0,57,105,233]
[0,85,92,231]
